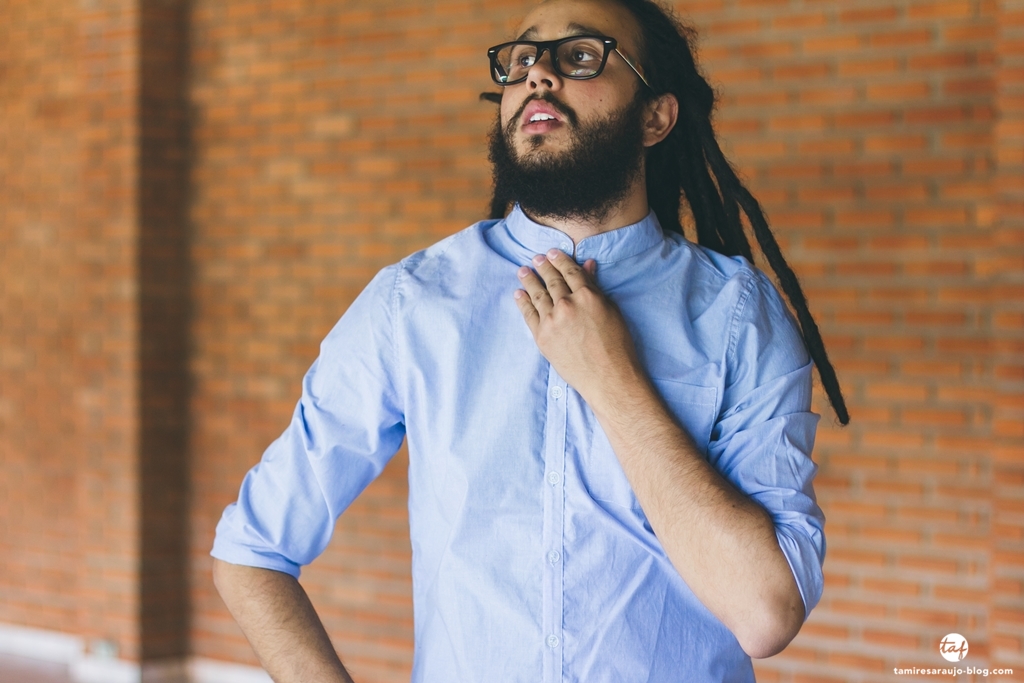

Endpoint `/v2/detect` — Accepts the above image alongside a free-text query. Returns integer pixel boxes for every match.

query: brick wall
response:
[1,0,85,635]
[990,0,1024,675]
[0,0,145,661]
[1,0,1021,681]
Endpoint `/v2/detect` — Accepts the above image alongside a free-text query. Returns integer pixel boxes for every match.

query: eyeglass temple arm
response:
[614,48,651,89]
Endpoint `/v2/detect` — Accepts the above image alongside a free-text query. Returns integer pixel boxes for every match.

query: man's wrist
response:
[586,362,661,426]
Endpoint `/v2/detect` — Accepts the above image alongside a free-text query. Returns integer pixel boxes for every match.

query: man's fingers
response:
[517,265,553,315]
[513,288,540,335]
[532,254,573,301]
[515,252,598,337]
[545,249,592,292]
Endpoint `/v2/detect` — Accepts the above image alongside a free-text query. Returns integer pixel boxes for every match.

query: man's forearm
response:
[588,371,805,659]
[513,251,805,656]
[213,559,355,683]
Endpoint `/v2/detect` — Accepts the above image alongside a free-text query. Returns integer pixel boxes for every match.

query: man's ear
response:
[642,93,679,147]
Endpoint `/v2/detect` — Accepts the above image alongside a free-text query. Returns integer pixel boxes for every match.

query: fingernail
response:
[518,266,529,278]
[547,248,559,259]
[532,254,546,265]
[514,289,524,299]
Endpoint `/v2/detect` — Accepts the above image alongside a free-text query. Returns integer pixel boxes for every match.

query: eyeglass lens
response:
[494,37,607,83]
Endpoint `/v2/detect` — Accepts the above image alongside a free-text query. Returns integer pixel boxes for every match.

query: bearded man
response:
[212,0,848,681]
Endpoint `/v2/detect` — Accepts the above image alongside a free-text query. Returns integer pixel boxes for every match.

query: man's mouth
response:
[524,118,560,134]
[520,100,568,134]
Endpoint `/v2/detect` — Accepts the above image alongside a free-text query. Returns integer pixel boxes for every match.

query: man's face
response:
[489,0,652,221]
[498,0,647,162]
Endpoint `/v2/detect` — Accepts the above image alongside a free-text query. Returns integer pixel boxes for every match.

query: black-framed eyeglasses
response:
[487,35,650,89]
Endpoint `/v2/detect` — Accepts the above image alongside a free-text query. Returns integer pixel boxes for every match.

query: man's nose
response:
[526,48,563,91]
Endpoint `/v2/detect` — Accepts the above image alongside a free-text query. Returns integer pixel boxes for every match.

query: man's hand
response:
[512,248,806,658]
[513,248,643,409]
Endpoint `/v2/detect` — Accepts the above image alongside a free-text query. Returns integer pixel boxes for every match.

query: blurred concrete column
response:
[137,0,191,671]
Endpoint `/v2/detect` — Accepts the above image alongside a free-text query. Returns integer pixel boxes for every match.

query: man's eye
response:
[570,49,598,62]
[518,54,536,67]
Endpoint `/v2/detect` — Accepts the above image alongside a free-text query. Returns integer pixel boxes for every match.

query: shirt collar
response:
[503,204,665,264]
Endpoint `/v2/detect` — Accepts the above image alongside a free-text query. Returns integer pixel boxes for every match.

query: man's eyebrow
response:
[515,22,609,41]
[566,22,608,37]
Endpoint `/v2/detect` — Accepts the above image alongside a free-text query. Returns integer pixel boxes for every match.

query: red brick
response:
[864,181,931,201]
[863,577,923,596]
[828,454,889,473]
[901,407,969,427]
[826,652,886,672]
[866,82,933,102]
[771,12,828,30]
[863,629,920,649]
[897,607,959,627]
[934,585,988,602]
[864,133,931,152]
[900,360,964,378]
[832,208,896,229]
[898,556,960,574]
[868,28,935,48]
[749,667,781,682]
[864,479,926,496]
[944,22,998,42]
[775,63,833,82]
[803,34,863,54]
[831,499,888,520]
[905,310,968,326]
[707,18,762,35]
[794,675,844,683]
[800,622,849,639]
[828,548,889,566]
[908,1,977,20]
[832,599,889,618]
[738,41,796,59]
[840,7,901,23]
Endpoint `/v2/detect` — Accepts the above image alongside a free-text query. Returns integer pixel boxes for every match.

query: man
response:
[212,0,848,681]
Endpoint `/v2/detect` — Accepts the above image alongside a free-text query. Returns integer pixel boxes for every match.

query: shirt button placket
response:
[541,365,566,683]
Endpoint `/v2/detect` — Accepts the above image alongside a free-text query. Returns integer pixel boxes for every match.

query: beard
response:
[488,92,648,223]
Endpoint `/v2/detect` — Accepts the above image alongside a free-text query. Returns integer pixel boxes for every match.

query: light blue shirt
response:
[213,205,825,683]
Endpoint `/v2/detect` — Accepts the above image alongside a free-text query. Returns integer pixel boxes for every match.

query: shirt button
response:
[550,386,563,399]
[547,634,560,648]
[547,471,561,486]
[548,550,560,564]
[559,242,571,253]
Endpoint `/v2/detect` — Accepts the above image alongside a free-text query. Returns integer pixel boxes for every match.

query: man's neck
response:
[519,179,651,247]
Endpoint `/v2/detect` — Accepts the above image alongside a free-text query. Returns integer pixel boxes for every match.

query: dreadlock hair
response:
[483,0,849,425]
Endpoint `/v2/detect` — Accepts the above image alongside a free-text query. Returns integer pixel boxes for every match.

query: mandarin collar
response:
[503,204,665,264]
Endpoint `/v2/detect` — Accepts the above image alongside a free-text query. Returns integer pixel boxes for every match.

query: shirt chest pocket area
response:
[583,379,718,512]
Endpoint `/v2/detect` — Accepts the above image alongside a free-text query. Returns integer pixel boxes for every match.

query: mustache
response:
[506,93,580,136]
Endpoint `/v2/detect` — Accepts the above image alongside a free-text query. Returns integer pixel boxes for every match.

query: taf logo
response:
[939,633,968,662]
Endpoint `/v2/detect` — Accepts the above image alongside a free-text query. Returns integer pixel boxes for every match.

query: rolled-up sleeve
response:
[707,271,826,618]
[211,265,406,577]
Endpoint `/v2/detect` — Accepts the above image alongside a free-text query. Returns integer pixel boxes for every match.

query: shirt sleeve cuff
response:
[210,541,302,579]
[210,511,303,580]
[776,524,824,620]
